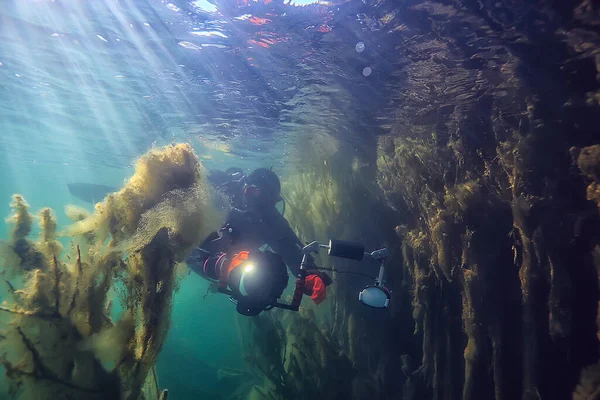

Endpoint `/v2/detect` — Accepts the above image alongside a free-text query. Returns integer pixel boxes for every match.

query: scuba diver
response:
[186,167,332,316]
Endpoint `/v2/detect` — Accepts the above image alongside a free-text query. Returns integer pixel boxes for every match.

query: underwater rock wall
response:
[372,0,600,399]
[0,144,218,399]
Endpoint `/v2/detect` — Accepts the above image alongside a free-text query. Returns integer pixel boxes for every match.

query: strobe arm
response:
[310,240,391,309]
[274,239,392,311]
[279,250,313,311]
[325,240,391,309]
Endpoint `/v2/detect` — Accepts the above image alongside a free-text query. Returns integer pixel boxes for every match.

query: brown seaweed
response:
[0,144,219,399]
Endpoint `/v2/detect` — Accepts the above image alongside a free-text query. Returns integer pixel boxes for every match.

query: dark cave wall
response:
[362,0,600,399]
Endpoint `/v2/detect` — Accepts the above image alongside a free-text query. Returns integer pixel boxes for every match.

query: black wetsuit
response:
[186,171,310,278]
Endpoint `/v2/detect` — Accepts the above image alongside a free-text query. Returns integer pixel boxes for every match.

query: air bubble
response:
[362,67,372,77]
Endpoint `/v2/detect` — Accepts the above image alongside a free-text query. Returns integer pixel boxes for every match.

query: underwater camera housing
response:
[204,250,289,316]
[205,240,391,316]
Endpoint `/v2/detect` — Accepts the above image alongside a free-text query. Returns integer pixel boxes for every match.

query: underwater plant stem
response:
[3,279,24,306]
[76,245,82,272]
[517,230,540,398]
[315,267,375,280]
[0,305,61,320]
[16,327,102,394]
[4,279,16,294]
[152,366,160,399]
[67,245,82,317]
[291,342,321,366]
[53,255,60,313]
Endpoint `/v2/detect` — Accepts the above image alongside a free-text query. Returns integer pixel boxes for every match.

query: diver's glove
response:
[304,270,332,305]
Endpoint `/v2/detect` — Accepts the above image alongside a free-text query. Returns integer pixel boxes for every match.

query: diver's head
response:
[243,168,281,208]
